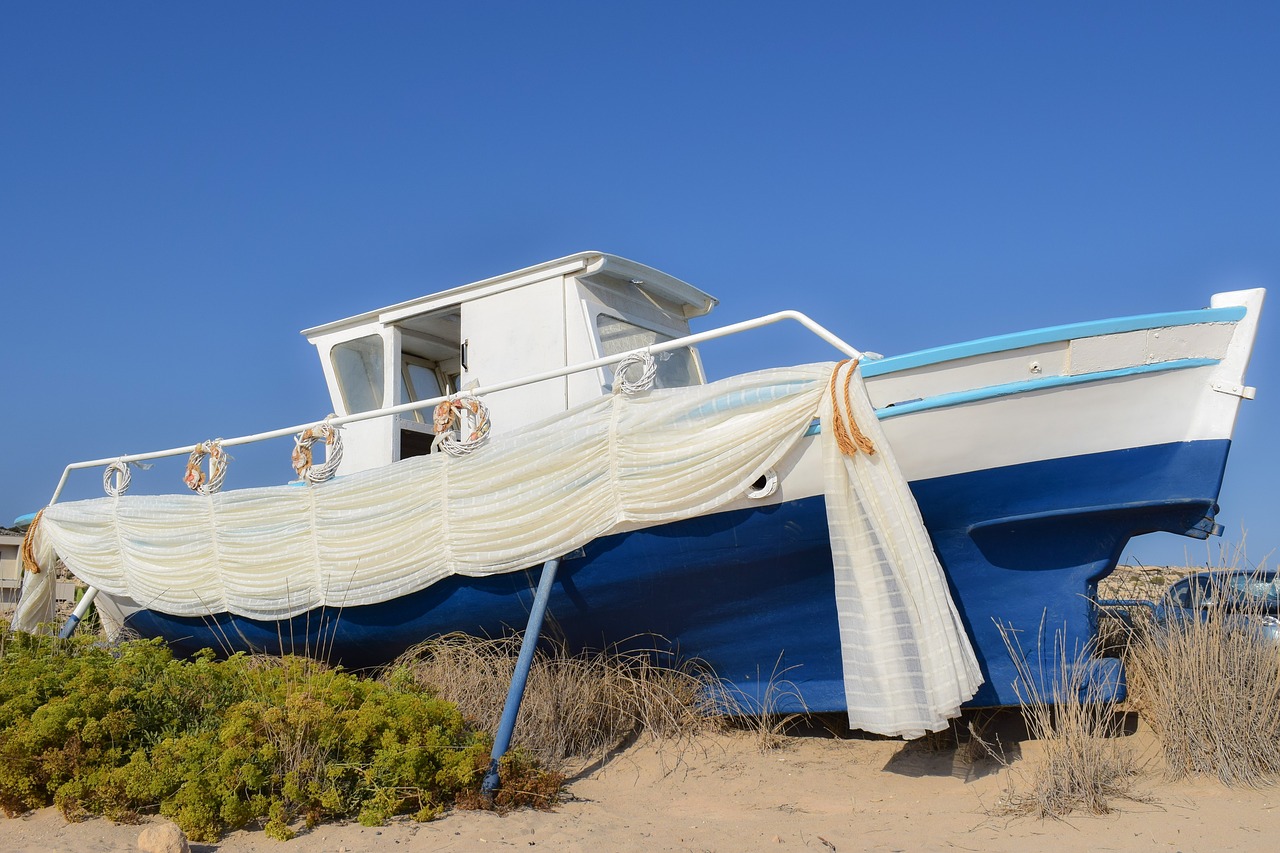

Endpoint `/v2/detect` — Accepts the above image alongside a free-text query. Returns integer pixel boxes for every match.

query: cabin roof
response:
[301,251,717,340]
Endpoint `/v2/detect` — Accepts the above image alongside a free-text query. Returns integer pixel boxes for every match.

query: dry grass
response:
[1094,563,1169,657]
[384,634,718,769]
[1122,570,1280,786]
[716,658,813,751]
[994,623,1145,817]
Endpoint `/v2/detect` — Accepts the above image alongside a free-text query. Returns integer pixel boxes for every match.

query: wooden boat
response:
[13,252,1263,736]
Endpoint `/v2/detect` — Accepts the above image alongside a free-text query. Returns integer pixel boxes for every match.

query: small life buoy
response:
[184,439,230,495]
[431,395,491,457]
[292,416,343,483]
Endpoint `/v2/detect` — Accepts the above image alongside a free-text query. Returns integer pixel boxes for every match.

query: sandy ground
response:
[3,716,1275,853]
[4,566,1268,851]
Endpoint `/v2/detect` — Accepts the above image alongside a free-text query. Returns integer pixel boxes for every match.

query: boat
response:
[12,252,1264,737]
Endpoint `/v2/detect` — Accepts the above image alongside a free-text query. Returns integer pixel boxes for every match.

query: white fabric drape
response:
[15,362,981,736]
[820,361,984,736]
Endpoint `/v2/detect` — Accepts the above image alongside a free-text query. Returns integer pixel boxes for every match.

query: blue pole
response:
[481,556,561,800]
[58,586,98,639]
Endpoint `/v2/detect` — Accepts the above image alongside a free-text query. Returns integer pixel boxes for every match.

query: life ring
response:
[431,395,491,457]
[184,439,230,495]
[612,351,657,394]
[103,460,131,496]
[292,417,343,483]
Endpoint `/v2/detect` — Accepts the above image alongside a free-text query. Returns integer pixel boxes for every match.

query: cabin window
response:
[596,315,700,388]
[399,356,446,424]
[331,335,385,414]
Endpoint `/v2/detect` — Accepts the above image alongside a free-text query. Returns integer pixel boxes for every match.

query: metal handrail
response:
[47,310,861,504]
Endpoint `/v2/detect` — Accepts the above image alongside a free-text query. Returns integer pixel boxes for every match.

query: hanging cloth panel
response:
[820,361,984,737]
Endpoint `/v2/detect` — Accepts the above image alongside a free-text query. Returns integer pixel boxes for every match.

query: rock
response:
[137,822,190,853]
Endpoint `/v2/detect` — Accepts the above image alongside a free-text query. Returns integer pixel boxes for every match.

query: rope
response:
[430,395,492,457]
[20,508,44,574]
[184,439,231,495]
[612,351,657,395]
[828,360,876,457]
[292,415,344,483]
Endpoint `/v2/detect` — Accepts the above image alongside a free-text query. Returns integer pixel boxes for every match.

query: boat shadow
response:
[879,707,1140,781]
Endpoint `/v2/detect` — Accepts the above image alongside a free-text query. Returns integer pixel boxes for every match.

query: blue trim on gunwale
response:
[861,305,1244,377]
[876,357,1219,419]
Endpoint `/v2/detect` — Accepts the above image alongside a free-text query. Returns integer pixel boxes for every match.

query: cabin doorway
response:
[394,308,463,460]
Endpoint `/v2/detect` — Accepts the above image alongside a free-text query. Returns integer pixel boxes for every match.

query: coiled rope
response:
[431,395,492,457]
[184,439,231,495]
[612,351,657,395]
[20,508,44,574]
[292,416,343,483]
[828,359,876,457]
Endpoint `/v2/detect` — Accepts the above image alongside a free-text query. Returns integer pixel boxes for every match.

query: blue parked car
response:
[1098,569,1280,643]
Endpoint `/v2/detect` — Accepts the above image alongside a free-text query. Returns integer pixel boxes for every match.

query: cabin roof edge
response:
[300,251,717,340]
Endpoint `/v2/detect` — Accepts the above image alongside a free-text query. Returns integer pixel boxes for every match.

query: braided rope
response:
[184,439,230,495]
[292,416,344,483]
[612,351,658,395]
[430,395,492,457]
[827,360,876,458]
[20,508,44,574]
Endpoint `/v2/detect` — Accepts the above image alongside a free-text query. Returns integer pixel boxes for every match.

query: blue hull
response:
[123,439,1230,710]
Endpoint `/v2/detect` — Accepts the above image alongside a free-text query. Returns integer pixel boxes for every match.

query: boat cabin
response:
[301,252,718,475]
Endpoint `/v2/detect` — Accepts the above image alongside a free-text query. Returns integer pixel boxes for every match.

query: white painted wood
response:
[336,417,396,474]
[866,341,1068,409]
[691,352,1254,513]
[306,320,389,416]
[1068,323,1233,375]
[460,276,569,430]
[877,365,1226,482]
[1195,289,1265,442]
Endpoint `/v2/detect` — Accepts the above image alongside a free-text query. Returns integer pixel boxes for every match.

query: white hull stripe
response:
[876,357,1219,419]
[795,356,1224,435]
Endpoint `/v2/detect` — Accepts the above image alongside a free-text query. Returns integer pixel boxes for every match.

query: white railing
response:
[48,310,861,504]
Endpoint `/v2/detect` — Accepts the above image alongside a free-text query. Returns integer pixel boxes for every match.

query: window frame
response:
[592,311,705,389]
[399,353,450,424]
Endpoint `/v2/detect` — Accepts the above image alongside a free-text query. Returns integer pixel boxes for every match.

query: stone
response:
[137,821,190,853]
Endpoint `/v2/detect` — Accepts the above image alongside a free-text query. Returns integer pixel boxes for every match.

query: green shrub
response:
[0,620,530,841]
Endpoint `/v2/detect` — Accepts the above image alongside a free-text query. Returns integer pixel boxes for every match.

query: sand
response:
[3,567,1268,850]
[3,718,1274,853]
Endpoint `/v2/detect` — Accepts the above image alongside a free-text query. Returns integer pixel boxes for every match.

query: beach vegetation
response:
[0,624,717,841]
[993,623,1145,817]
[0,625,510,841]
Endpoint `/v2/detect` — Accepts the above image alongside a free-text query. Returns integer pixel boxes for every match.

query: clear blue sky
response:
[2,2,1276,569]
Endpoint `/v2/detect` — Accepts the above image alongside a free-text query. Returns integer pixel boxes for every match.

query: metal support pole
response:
[481,557,561,800]
[58,586,98,639]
